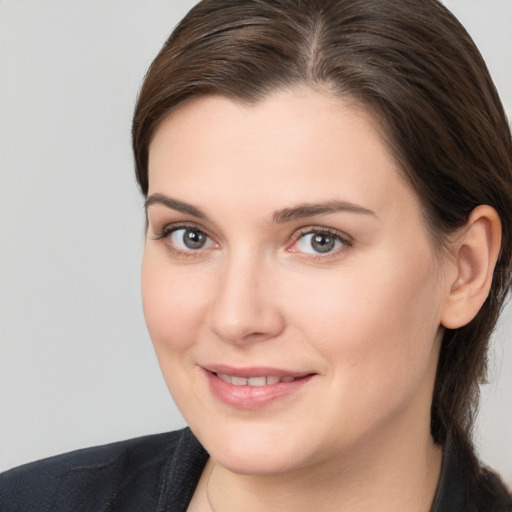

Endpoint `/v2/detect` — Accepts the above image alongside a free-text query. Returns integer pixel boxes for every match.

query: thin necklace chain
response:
[205,460,217,512]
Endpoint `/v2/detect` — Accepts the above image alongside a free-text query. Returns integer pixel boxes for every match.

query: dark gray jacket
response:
[1,428,511,511]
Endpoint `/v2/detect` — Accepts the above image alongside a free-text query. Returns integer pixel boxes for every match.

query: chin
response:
[192,420,315,476]
[213,445,306,477]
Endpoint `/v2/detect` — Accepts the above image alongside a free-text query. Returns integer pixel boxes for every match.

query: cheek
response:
[281,251,441,380]
[141,252,209,351]
[289,262,441,441]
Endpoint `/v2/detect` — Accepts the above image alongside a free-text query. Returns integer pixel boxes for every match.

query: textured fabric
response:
[1,427,511,511]
[431,439,512,512]
[0,428,207,512]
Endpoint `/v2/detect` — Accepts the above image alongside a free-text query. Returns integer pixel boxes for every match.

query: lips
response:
[216,373,297,386]
[203,365,315,409]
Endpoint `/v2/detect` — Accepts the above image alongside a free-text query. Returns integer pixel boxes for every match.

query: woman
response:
[1,0,511,510]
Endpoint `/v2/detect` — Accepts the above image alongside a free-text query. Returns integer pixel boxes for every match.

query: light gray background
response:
[1,0,511,485]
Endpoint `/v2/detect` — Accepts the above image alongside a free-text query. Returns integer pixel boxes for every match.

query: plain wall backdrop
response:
[1,0,511,485]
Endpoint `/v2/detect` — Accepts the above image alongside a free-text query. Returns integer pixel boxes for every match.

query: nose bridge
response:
[209,247,283,344]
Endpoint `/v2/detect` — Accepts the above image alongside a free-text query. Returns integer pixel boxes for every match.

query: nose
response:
[208,252,285,345]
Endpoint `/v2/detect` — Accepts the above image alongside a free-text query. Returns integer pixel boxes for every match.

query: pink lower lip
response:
[205,370,314,409]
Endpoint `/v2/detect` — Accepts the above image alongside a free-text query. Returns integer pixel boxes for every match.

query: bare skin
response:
[142,89,501,512]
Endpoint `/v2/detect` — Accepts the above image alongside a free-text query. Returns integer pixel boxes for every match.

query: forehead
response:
[147,89,419,222]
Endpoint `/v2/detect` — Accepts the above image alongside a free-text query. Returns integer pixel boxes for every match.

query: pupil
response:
[311,234,335,253]
[183,229,206,249]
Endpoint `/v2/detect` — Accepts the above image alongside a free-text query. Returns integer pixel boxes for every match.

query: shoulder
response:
[433,436,512,512]
[0,428,207,512]
[471,466,512,512]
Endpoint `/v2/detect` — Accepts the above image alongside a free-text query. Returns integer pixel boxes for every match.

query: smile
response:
[215,374,297,386]
[203,366,315,409]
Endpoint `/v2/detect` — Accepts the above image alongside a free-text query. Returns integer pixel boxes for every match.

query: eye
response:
[155,225,217,254]
[290,229,349,255]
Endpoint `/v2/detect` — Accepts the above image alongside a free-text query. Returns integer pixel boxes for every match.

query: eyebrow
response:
[271,201,376,223]
[145,193,375,223]
[145,193,208,220]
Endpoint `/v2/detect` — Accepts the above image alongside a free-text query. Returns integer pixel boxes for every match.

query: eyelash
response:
[288,227,352,259]
[151,222,214,258]
[152,223,352,259]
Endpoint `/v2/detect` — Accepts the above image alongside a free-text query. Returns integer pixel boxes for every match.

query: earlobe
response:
[441,205,502,330]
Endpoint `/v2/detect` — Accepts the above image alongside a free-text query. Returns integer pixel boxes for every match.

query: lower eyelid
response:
[288,229,352,256]
[156,225,220,258]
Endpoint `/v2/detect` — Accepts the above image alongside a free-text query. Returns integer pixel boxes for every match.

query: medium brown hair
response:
[132,0,512,470]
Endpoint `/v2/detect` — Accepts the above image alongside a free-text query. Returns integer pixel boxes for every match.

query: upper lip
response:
[202,364,314,378]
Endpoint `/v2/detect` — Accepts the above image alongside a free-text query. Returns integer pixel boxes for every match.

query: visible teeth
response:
[216,373,297,386]
[247,377,266,386]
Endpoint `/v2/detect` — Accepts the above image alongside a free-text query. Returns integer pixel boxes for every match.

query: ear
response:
[441,205,502,329]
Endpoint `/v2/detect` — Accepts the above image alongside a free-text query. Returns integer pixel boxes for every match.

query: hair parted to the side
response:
[132,0,512,479]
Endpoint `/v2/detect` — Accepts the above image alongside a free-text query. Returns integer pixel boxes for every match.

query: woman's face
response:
[142,89,452,476]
